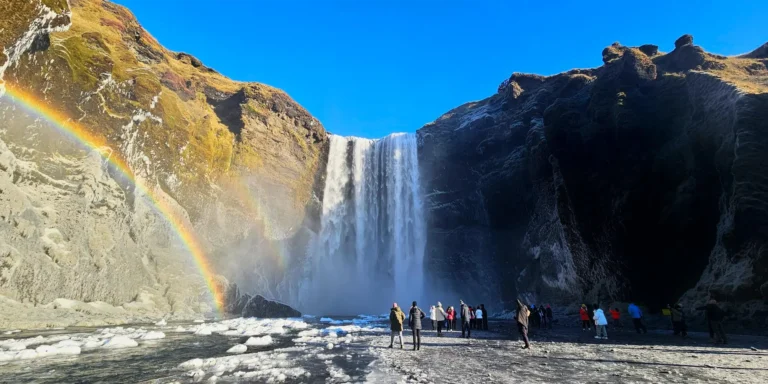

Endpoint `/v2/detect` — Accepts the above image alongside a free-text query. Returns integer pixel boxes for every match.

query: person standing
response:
[434,302,447,336]
[446,306,454,331]
[481,304,489,330]
[516,299,531,349]
[409,301,426,350]
[469,306,476,329]
[429,305,436,330]
[609,307,622,328]
[579,304,591,331]
[593,304,608,340]
[461,301,471,338]
[545,304,553,329]
[670,304,687,338]
[704,299,727,344]
[389,303,405,349]
[475,305,484,330]
[627,302,647,334]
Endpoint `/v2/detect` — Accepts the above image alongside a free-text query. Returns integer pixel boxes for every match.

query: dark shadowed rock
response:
[638,44,659,57]
[177,52,203,67]
[675,34,693,48]
[740,42,768,59]
[602,42,625,63]
[240,295,302,318]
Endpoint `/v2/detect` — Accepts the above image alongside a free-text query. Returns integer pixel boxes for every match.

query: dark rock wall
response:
[419,36,768,327]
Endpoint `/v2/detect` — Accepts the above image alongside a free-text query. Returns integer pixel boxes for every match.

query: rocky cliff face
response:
[0,0,327,327]
[419,35,768,328]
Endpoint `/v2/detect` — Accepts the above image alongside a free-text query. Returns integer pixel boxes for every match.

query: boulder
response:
[240,294,301,318]
[674,34,693,48]
[638,44,659,57]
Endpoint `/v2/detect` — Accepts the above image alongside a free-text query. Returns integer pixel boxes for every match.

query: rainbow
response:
[1,83,225,314]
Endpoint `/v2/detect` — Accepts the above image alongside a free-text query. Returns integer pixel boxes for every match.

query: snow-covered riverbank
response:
[1,317,765,383]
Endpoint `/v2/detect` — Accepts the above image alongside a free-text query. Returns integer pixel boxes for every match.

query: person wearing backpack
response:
[409,301,427,350]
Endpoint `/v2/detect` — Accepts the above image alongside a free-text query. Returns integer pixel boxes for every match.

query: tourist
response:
[475,304,484,330]
[516,299,531,349]
[670,304,687,338]
[627,302,647,334]
[429,305,436,330]
[580,304,591,331]
[481,304,488,330]
[609,307,622,328]
[461,301,471,338]
[434,302,447,336]
[702,299,727,344]
[695,301,715,341]
[470,306,476,329]
[593,304,608,340]
[587,304,595,329]
[409,301,426,350]
[446,306,454,331]
[538,306,547,329]
[388,303,405,349]
[545,304,553,329]
[530,304,540,329]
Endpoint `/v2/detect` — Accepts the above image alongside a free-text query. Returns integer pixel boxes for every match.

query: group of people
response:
[388,300,489,351]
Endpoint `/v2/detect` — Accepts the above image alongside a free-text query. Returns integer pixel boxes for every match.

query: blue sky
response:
[116,0,767,138]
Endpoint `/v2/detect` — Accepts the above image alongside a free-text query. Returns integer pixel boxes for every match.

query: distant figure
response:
[469,306,476,329]
[516,299,531,349]
[587,304,595,328]
[475,305,484,331]
[579,304,591,331]
[545,304,553,329]
[609,307,622,328]
[538,306,547,329]
[700,299,727,344]
[434,302,447,336]
[460,301,471,338]
[627,303,647,334]
[388,303,405,349]
[429,305,437,330]
[481,304,489,330]
[593,304,608,340]
[530,304,540,328]
[670,304,687,338]
[695,301,715,341]
[446,306,455,331]
[408,301,426,350]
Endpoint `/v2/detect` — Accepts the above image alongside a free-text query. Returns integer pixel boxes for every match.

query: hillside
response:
[0,0,327,327]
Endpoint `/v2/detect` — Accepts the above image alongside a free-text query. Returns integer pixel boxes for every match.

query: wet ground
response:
[1,318,766,383]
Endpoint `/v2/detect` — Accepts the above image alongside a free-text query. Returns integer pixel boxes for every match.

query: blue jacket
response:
[628,304,642,319]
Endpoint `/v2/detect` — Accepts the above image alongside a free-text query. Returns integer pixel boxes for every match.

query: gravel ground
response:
[367,321,768,383]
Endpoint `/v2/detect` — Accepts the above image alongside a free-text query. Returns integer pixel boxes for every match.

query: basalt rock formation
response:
[419,35,768,328]
[0,0,327,327]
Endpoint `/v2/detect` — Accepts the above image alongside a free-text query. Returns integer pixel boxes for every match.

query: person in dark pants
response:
[671,304,688,337]
[516,299,531,349]
[460,301,471,338]
[434,302,447,337]
[700,299,727,344]
[408,301,426,350]
[481,304,488,330]
[627,303,647,334]
[545,304,553,329]
[696,301,716,341]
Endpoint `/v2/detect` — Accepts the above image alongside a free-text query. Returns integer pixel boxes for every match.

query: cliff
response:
[419,35,768,328]
[0,0,326,327]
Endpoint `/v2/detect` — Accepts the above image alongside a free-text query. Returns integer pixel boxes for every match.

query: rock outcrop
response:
[0,0,327,326]
[419,36,768,328]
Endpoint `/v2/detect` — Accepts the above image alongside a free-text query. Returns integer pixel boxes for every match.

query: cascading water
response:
[299,133,426,315]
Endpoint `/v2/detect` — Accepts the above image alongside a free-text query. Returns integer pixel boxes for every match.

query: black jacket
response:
[697,303,725,322]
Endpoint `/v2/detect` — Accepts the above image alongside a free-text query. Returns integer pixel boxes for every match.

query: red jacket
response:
[446,309,454,320]
[610,309,620,320]
[579,308,589,320]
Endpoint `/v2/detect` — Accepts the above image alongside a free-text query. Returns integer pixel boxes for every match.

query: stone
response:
[675,34,693,48]
[240,295,301,318]
[638,44,659,57]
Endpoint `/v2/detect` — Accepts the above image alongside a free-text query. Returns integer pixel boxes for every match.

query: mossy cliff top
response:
[1,0,328,224]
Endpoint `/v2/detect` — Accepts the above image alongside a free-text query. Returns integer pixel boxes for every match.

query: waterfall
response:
[299,133,426,315]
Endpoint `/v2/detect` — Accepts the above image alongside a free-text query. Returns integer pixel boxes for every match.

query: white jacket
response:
[429,307,436,320]
[476,309,483,319]
[593,309,608,326]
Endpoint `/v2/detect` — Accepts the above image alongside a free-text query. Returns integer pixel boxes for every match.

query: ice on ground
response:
[155,319,167,326]
[140,331,166,340]
[34,344,81,357]
[101,336,138,349]
[226,344,247,354]
[245,335,273,346]
[193,319,206,323]
[320,317,334,323]
[325,342,334,350]
[180,349,311,383]
[14,349,38,360]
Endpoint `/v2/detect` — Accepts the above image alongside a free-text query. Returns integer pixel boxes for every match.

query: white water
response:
[300,133,426,314]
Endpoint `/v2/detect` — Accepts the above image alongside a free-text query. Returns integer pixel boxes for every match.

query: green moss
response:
[41,0,69,13]
[52,34,113,89]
